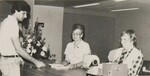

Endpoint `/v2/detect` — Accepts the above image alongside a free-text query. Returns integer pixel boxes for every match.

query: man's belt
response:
[3,55,20,58]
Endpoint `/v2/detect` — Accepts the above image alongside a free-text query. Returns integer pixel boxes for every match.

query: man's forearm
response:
[16,48,37,63]
[11,37,37,64]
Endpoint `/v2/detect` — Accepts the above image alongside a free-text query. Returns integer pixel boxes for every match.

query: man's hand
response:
[34,60,45,68]
[67,64,77,69]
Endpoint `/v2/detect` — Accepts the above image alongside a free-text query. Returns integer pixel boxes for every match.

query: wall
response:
[114,9,150,60]
[0,1,11,23]
[33,5,64,61]
[64,8,115,17]
[63,9,115,62]
[24,0,34,27]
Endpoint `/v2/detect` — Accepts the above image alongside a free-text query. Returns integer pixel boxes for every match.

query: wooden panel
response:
[21,62,86,76]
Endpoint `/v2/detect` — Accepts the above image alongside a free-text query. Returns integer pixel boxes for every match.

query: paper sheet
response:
[49,64,70,70]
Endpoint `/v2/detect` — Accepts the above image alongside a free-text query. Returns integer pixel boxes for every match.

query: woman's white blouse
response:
[64,40,91,64]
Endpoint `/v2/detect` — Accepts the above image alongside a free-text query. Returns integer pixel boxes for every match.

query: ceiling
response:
[35,0,150,12]
[35,0,106,7]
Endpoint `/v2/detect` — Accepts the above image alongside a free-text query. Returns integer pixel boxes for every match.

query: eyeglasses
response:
[72,33,82,36]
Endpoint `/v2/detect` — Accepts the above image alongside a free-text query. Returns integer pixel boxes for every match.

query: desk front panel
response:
[21,64,86,76]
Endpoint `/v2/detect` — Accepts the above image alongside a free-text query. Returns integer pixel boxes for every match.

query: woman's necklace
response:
[74,40,81,48]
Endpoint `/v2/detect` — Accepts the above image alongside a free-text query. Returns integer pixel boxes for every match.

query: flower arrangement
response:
[21,21,50,59]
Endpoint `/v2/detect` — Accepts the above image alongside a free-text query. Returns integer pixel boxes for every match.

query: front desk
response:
[21,61,87,76]
[21,62,147,76]
[21,62,127,76]
[21,66,86,76]
[0,60,86,76]
[1,60,149,76]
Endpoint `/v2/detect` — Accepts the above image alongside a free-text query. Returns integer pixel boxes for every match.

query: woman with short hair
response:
[61,23,91,69]
[108,29,143,76]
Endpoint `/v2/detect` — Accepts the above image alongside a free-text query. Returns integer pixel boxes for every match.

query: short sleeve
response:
[64,43,71,62]
[85,43,91,55]
[9,22,19,38]
[108,50,116,62]
[4,18,19,38]
[64,43,70,55]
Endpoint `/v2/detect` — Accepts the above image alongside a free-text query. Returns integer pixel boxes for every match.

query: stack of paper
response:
[49,64,70,70]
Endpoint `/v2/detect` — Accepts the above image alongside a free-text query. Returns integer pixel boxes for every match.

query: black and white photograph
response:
[0,0,150,76]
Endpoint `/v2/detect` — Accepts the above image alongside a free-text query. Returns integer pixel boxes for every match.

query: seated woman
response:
[61,23,91,69]
[108,29,143,76]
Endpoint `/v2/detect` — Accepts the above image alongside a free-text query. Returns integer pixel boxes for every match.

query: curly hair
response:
[121,29,137,46]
